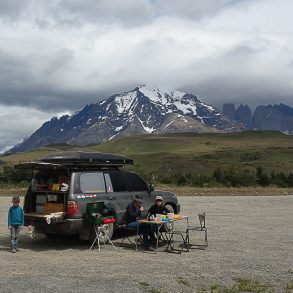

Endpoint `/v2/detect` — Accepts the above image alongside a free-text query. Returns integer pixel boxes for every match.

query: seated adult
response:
[148,195,170,217]
[125,195,154,251]
[148,195,170,244]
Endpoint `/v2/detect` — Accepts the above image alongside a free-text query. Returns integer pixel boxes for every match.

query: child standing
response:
[8,195,24,253]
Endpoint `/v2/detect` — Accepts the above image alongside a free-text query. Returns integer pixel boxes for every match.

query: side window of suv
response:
[79,172,106,193]
[105,172,127,192]
[124,172,149,192]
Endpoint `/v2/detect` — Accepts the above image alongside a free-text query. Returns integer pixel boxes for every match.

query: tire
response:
[163,204,175,232]
[89,223,114,244]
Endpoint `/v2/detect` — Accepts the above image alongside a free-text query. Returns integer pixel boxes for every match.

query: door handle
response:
[107,196,116,200]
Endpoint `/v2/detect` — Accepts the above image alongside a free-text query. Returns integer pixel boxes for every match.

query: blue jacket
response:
[8,206,24,226]
[126,202,142,223]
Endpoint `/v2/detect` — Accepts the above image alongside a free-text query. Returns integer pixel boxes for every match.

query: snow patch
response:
[161,120,175,131]
[109,134,118,140]
[115,91,138,114]
[115,125,123,131]
[136,115,154,133]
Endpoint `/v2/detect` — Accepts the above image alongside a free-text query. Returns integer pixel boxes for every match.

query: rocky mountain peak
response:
[7,86,242,154]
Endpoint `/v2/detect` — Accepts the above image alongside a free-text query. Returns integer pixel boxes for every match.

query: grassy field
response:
[1,131,293,178]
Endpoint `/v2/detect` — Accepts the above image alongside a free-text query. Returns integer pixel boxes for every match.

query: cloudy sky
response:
[0,0,293,152]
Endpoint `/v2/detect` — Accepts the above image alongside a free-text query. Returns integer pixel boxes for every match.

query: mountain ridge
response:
[223,103,293,134]
[8,85,242,154]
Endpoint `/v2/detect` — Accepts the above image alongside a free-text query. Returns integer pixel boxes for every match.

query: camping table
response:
[137,216,189,253]
[137,219,164,253]
[165,216,189,253]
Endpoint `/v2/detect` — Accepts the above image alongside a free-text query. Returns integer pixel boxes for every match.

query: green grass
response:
[177,277,190,287]
[285,281,293,293]
[199,278,273,293]
[2,131,293,177]
[139,281,161,293]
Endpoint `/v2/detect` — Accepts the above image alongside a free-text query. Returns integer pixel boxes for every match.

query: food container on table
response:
[155,214,163,220]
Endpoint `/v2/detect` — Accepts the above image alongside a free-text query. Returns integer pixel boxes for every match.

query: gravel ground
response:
[0,195,293,293]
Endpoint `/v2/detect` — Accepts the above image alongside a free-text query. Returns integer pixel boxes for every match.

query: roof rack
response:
[14,151,134,170]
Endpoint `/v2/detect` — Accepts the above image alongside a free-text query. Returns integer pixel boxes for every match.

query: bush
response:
[0,165,32,184]
[256,167,271,186]
[157,167,293,188]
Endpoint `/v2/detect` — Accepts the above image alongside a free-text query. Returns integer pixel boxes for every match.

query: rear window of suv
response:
[79,172,106,193]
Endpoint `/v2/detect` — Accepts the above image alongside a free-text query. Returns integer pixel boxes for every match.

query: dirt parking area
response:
[0,195,293,293]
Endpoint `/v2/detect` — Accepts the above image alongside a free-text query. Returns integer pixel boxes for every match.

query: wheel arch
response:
[164,202,178,214]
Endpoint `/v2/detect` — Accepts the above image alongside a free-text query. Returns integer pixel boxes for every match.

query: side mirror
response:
[149,184,155,192]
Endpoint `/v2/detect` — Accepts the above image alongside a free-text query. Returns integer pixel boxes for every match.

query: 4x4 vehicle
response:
[16,152,180,242]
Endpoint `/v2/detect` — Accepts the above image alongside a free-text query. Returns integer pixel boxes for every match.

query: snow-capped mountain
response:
[8,85,241,153]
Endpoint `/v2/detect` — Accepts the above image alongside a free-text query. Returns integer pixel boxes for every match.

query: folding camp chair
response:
[119,215,143,248]
[185,212,208,248]
[86,202,116,251]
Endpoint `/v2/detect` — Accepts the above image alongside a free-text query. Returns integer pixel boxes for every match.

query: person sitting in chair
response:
[147,195,170,245]
[148,195,170,216]
[125,195,154,251]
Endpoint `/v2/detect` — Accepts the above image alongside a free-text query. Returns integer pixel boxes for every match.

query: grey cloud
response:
[0,0,29,19]
[58,0,154,27]
[0,36,292,112]
[155,0,236,20]
[0,107,52,153]
[43,48,74,75]
[288,60,293,68]
[0,0,155,27]
[0,0,253,27]
[0,47,92,111]
[179,44,293,108]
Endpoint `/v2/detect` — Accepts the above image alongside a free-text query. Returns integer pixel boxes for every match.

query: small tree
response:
[286,173,293,187]
[213,168,223,182]
[256,167,270,186]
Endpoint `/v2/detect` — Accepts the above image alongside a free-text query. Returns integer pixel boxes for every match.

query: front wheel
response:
[89,223,114,244]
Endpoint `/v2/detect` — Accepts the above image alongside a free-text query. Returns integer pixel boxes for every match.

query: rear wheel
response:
[89,223,114,244]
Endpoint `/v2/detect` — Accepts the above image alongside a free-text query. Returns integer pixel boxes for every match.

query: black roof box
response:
[15,152,133,170]
[41,151,133,165]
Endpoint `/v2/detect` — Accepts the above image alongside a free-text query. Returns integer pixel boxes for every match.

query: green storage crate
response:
[86,202,115,225]
[86,202,106,215]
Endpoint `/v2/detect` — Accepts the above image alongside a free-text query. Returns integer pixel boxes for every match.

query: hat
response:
[133,195,143,203]
[12,195,20,202]
[155,195,163,201]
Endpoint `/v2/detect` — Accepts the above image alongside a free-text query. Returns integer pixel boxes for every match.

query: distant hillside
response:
[8,85,241,154]
[3,131,293,178]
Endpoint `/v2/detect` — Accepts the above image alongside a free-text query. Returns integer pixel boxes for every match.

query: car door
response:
[103,171,132,223]
[123,171,153,217]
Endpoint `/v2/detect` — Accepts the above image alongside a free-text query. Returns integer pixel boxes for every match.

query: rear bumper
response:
[26,218,83,235]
